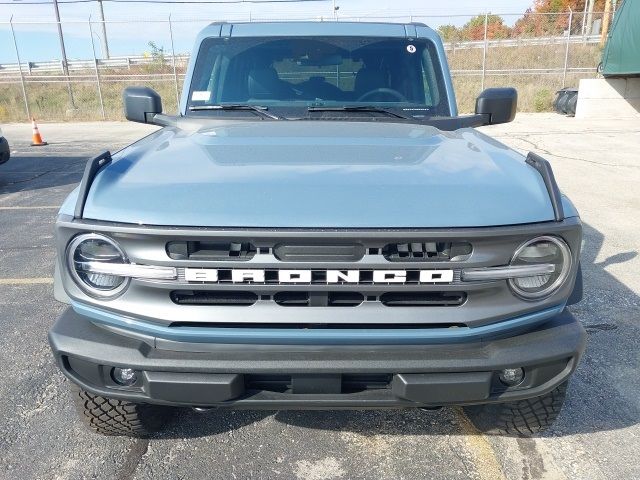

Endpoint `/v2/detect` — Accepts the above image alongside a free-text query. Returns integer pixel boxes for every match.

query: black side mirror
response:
[123,86,162,124]
[475,88,517,125]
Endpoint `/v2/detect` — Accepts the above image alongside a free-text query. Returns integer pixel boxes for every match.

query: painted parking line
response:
[0,278,54,285]
[455,410,507,480]
[0,206,60,210]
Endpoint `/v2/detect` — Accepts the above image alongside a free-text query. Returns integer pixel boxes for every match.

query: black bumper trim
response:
[49,307,586,408]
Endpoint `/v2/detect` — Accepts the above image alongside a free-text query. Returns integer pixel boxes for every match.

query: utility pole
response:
[601,0,612,46]
[97,0,110,59]
[53,0,75,108]
[585,0,595,35]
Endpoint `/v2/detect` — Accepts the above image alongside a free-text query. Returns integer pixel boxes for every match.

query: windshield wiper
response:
[188,104,280,120]
[307,105,414,120]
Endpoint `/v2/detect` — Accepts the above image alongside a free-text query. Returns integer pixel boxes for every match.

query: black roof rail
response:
[74,151,112,219]
[525,151,565,222]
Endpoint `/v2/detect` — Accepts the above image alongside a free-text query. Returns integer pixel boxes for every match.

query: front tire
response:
[70,384,172,437]
[463,382,568,436]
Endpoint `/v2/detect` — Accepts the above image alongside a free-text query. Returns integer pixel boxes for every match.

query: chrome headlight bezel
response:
[66,233,130,299]
[508,235,572,301]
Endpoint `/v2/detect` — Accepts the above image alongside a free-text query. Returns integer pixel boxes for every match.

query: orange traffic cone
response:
[31,118,48,146]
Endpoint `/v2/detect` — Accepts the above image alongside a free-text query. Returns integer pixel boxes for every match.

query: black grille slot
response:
[167,241,256,261]
[243,374,392,394]
[380,292,466,307]
[273,244,365,262]
[170,290,257,306]
[328,292,364,307]
[274,291,309,306]
[245,375,291,393]
[273,292,364,307]
[382,242,472,262]
[342,374,392,393]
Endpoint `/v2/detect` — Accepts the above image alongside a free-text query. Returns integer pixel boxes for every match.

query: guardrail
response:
[0,35,600,76]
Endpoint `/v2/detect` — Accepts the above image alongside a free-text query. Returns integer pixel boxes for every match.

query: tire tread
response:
[70,384,167,437]
[463,382,567,436]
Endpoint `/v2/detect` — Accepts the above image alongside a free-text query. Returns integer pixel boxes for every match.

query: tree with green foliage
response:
[437,24,460,42]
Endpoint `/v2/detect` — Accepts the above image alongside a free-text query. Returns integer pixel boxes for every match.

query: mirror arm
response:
[149,113,178,127]
[478,113,491,125]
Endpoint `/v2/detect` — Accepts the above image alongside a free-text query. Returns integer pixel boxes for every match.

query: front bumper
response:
[0,137,9,165]
[49,308,586,409]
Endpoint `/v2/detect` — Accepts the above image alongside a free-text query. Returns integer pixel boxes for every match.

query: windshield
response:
[187,36,451,117]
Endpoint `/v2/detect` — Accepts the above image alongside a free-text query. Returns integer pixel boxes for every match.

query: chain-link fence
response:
[0,10,612,122]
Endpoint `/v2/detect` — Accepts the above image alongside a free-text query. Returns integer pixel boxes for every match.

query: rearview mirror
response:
[123,86,163,124]
[475,88,517,125]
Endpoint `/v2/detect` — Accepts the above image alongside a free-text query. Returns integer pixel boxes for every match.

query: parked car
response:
[0,127,10,165]
[48,21,585,438]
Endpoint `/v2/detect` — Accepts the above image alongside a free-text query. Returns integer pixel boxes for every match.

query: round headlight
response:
[66,233,129,298]
[509,236,571,300]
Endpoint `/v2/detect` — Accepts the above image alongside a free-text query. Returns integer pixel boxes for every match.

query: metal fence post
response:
[481,12,488,91]
[562,9,573,88]
[9,17,31,120]
[88,18,106,120]
[168,15,180,108]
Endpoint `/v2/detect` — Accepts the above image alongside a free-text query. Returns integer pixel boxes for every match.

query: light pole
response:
[97,0,110,59]
[52,0,76,107]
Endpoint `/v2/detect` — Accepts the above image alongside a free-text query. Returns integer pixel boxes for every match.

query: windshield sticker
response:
[406,44,416,53]
[192,91,211,102]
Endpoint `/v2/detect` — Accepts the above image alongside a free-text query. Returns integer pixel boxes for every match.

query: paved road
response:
[0,115,638,480]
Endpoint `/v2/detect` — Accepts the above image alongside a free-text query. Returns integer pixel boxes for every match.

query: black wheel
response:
[70,383,172,437]
[463,382,568,436]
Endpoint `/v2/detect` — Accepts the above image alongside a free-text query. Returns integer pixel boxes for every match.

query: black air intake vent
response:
[170,290,257,306]
[382,242,472,262]
[274,244,365,262]
[273,292,364,307]
[167,241,256,261]
[380,292,466,307]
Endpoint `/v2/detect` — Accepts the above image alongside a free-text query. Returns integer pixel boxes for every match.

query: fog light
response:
[112,367,138,386]
[499,368,524,386]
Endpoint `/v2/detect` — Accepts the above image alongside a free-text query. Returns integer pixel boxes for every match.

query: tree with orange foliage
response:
[514,0,608,37]
[437,14,511,42]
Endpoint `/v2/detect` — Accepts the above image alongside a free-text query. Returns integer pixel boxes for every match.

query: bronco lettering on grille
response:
[184,268,454,284]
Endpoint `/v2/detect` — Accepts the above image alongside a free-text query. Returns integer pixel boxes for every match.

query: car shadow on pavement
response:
[0,155,86,195]
[154,221,640,440]
[156,408,273,439]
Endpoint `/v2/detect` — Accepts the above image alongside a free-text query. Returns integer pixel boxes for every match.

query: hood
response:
[79,121,556,228]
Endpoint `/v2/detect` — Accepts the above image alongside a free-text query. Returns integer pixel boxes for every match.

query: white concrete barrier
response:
[575,78,640,119]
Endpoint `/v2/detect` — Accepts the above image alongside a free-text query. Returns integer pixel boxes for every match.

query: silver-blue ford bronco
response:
[49,21,585,437]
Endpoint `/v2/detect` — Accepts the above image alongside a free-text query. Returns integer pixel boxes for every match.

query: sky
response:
[0,0,535,63]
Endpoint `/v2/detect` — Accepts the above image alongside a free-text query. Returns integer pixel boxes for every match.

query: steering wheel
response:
[357,88,407,103]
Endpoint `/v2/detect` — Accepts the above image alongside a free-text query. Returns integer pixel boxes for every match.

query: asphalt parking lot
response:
[0,114,639,480]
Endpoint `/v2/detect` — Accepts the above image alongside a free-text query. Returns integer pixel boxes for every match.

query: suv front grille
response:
[166,241,472,263]
[170,290,465,308]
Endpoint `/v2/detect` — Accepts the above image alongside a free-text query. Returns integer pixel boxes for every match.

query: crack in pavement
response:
[507,136,640,168]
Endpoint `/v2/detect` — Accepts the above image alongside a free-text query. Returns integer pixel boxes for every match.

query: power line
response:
[2,0,329,4]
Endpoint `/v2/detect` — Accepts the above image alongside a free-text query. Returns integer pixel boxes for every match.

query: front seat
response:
[248,67,293,100]
[354,67,387,99]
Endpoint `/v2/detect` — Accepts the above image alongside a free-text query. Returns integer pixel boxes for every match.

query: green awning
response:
[601,0,640,77]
